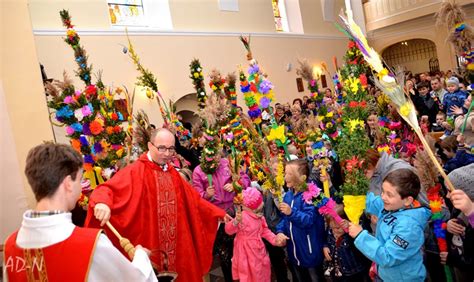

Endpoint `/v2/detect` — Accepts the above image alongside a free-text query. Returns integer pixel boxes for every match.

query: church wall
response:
[1,0,54,244]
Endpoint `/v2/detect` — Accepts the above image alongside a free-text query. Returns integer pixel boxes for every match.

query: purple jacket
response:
[192,158,250,212]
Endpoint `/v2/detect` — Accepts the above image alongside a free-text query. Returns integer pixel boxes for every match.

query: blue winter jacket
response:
[276,190,326,268]
[442,90,468,116]
[354,193,431,282]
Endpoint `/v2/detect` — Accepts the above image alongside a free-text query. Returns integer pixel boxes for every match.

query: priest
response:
[85,128,229,282]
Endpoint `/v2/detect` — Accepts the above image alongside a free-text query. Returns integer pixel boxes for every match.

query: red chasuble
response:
[85,153,226,282]
[4,227,101,282]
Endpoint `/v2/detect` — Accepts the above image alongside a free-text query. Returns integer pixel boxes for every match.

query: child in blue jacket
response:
[276,159,326,282]
[348,168,432,282]
[443,76,468,117]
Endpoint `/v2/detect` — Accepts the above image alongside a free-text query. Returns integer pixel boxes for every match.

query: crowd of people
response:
[3,68,473,282]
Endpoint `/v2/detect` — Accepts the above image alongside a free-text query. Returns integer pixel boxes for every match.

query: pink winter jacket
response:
[225,210,279,282]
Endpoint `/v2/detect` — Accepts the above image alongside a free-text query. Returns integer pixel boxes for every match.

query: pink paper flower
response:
[63,96,74,104]
[302,183,321,204]
[82,105,92,117]
[66,126,75,135]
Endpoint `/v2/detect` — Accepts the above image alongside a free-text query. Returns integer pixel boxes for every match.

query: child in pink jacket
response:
[225,187,288,282]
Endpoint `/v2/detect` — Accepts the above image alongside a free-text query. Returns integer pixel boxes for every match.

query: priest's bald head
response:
[148,128,176,166]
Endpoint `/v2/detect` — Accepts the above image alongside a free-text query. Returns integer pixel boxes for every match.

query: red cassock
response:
[85,153,226,282]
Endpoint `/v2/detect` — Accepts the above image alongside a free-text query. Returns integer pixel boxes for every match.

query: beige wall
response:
[170,0,275,32]
[1,0,55,242]
[300,0,345,36]
[34,32,348,119]
[28,0,348,35]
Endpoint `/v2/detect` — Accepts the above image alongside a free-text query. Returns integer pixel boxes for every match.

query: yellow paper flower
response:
[400,102,412,117]
[67,29,76,37]
[257,171,265,181]
[431,200,442,211]
[211,85,217,91]
[348,119,364,132]
[326,111,334,118]
[193,72,199,78]
[378,68,389,79]
[348,77,360,93]
[267,125,287,144]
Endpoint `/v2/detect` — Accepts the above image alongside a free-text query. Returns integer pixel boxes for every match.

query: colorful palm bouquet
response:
[46,10,129,207]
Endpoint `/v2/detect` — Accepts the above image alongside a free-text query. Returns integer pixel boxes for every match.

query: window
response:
[107,0,173,29]
[272,0,289,32]
[108,0,146,26]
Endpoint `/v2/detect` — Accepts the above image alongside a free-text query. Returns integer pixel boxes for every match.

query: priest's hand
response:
[135,245,151,256]
[94,203,111,226]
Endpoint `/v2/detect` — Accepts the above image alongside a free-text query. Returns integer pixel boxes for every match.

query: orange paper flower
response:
[89,120,104,135]
[106,126,114,135]
[71,139,81,152]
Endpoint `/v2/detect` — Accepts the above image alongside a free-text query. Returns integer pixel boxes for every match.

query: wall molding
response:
[365,2,441,25]
[32,28,347,40]
[367,25,433,40]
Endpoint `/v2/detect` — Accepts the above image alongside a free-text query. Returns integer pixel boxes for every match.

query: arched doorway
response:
[174,93,199,125]
[382,39,438,74]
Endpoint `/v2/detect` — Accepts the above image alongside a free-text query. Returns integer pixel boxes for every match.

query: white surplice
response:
[3,211,157,282]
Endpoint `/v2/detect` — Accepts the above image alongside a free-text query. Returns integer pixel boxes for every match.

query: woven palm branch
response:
[296,59,315,82]
[133,109,152,152]
[414,136,439,190]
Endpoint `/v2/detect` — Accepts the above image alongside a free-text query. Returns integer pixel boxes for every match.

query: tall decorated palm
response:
[335,39,372,224]
[46,11,128,208]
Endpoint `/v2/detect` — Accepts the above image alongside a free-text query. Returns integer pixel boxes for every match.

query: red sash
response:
[3,227,101,282]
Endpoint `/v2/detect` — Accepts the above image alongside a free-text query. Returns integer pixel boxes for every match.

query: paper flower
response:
[84,154,94,164]
[259,80,273,94]
[400,102,412,117]
[248,64,259,75]
[89,120,103,135]
[74,108,84,121]
[63,96,74,104]
[92,142,104,154]
[56,106,74,119]
[347,77,360,93]
[267,125,287,146]
[259,96,271,108]
[302,183,321,204]
[71,139,81,152]
[348,119,364,132]
[82,105,92,117]
[71,123,83,132]
[66,126,75,135]
[85,85,97,97]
